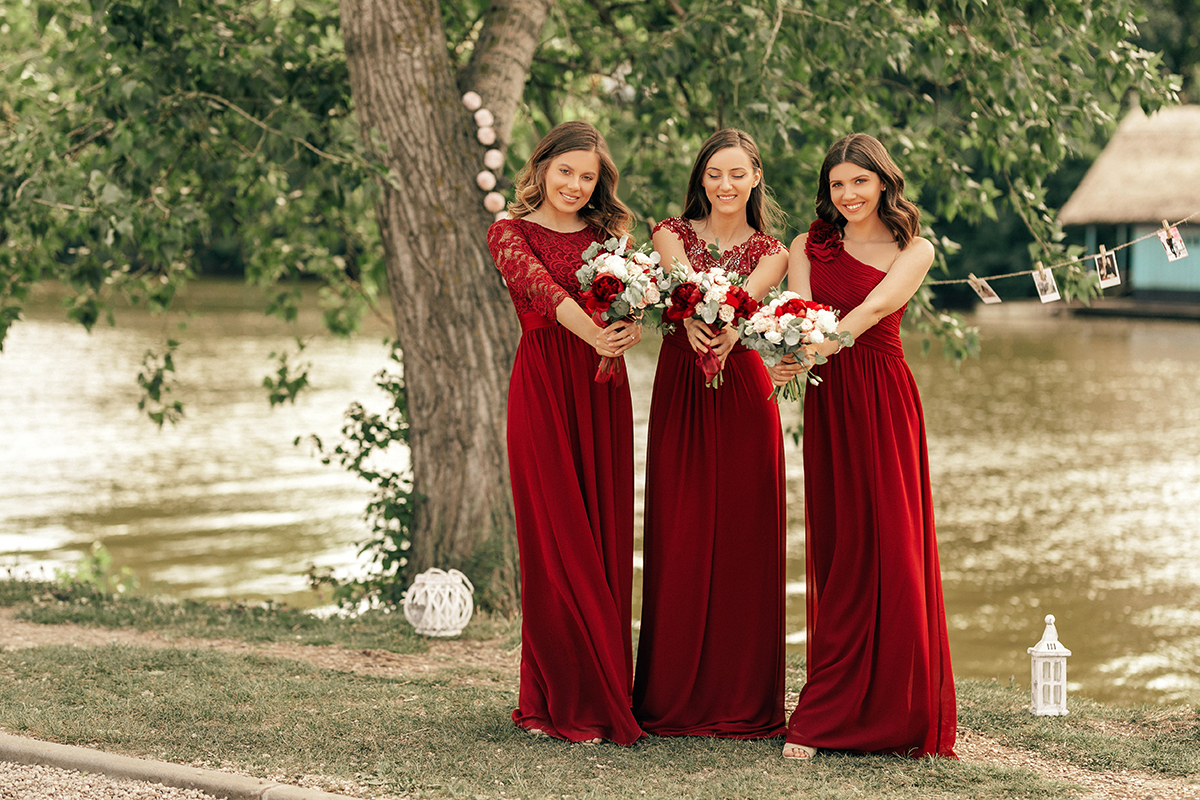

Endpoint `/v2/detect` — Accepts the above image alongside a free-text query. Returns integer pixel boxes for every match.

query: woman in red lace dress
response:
[487,121,644,745]
[773,133,957,760]
[633,129,789,738]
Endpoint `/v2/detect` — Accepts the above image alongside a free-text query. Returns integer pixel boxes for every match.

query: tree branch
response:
[166,91,359,166]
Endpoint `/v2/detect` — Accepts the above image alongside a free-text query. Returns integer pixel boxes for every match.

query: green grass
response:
[957,678,1200,777]
[0,644,1076,800]
[1,578,1196,799]
[0,576,517,653]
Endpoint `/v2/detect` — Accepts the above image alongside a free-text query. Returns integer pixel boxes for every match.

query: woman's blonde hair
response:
[508,121,633,240]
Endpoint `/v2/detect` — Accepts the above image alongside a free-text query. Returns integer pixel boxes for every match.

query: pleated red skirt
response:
[785,340,957,757]
[507,314,644,745]
[633,329,787,738]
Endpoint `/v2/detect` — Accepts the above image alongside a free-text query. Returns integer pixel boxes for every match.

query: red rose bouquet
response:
[576,235,664,384]
[738,289,853,402]
[659,264,759,388]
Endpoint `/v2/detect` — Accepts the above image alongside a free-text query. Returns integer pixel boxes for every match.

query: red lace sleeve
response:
[745,233,787,263]
[487,219,571,319]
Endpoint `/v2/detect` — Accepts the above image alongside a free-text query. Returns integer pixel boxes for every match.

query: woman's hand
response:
[593,319,641,357]
[708,326,738,364]
[766,354,806,387]
[683,317,715,356]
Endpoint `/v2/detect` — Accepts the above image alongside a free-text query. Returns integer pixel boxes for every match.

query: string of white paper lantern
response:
[463,91,508,222]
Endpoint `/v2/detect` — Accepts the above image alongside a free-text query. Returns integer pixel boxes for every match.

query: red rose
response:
[592,273,624,303]
[664,282,702,323]
[778,297,808,316]
[724,286,758,321]
[805,219,843,263]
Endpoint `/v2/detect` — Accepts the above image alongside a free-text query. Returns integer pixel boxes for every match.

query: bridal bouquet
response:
[658,265,759,388]
[738,290,853,402]
[576,235,665,384]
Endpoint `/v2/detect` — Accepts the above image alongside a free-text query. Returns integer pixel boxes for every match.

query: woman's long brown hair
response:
[815,133,920,249]
[507,121,632,240]
[682,128,785,237]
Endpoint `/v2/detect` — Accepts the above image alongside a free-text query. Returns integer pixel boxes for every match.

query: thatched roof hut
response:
[1059,105,1200,225]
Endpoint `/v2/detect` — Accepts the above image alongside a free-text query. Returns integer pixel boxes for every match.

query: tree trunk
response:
[339,0,549,610]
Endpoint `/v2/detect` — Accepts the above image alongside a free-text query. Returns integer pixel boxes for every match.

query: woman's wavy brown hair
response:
[815,133,920,249]
[507,120,632,240]
[682,128,785,236]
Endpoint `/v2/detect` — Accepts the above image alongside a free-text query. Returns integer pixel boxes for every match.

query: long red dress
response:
[487,218,644,746]
[785,220,957,757]
[632,216,787,738]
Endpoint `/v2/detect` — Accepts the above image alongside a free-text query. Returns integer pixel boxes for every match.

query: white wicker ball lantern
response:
[483,148,504,171]
[473,108,495,128]
[1028,614,1072,716]
[403,568,474,637]
[483,191,506,213]
[476,170,497,191]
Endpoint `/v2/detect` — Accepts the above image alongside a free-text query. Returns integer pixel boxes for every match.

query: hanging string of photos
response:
[932,212,1199,304]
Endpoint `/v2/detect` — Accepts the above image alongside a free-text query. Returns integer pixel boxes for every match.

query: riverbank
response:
[0,580,1196,800]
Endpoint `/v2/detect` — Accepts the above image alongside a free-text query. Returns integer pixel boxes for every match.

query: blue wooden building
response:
[1059,105,1200,300]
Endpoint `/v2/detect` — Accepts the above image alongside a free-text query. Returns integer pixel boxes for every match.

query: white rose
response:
[810,330,825,343]
[799,318,814,333]
[645,285,661,304]
[815,309,838,330]
[718,305,735,324]
[765,330,784,344]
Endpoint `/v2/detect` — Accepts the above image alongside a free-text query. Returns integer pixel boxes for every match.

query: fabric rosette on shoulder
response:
[575,235,665,384]
[738,289,853,402]
[655,263,759,389]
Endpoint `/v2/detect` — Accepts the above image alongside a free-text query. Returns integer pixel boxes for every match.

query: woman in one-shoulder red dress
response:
[487,121,644,746]
[773,134,957,760]
[633,130,789,738]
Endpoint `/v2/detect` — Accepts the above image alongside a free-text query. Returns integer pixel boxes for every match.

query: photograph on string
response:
[1095,250,1121,289]
[968,275,1002,304]
[1033,268,1060,303]
[1158,226,1189,262]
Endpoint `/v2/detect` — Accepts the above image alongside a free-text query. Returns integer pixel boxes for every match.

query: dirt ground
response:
[1,608,1196,800]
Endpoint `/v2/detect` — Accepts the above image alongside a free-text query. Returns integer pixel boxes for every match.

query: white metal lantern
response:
[1028,614,1072,716]
[403,568,475,637]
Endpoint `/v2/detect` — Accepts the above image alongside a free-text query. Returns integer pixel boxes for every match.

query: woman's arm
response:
[653,224,716,356]
[488,220,637,356]
[744,247,789,302]
[809,236,934,358]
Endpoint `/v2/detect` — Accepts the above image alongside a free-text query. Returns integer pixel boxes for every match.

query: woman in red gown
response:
[487,121,645,746]
[773,133,957,760]
[633,129,789,738]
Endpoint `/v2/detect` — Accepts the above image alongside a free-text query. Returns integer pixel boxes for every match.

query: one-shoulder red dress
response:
[632,216,788,738]
[487,218,644,746]
[785,220,957,757]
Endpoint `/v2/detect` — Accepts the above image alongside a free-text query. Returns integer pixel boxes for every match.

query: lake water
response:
[2,283,1197,707]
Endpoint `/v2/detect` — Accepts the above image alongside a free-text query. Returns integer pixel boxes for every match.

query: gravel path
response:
[0,760,216,799]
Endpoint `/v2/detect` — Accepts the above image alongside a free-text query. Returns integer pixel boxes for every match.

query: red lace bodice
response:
[487,218,603,319]
[652,216,785,277]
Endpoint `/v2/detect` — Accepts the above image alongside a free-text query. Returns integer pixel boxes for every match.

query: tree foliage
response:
[0,0,386,359]
[455,0,1179,349]
[0,0,1183,606]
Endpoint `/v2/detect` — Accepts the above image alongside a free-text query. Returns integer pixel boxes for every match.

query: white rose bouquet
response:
[575,235,664,384]
[738,290,853,402]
